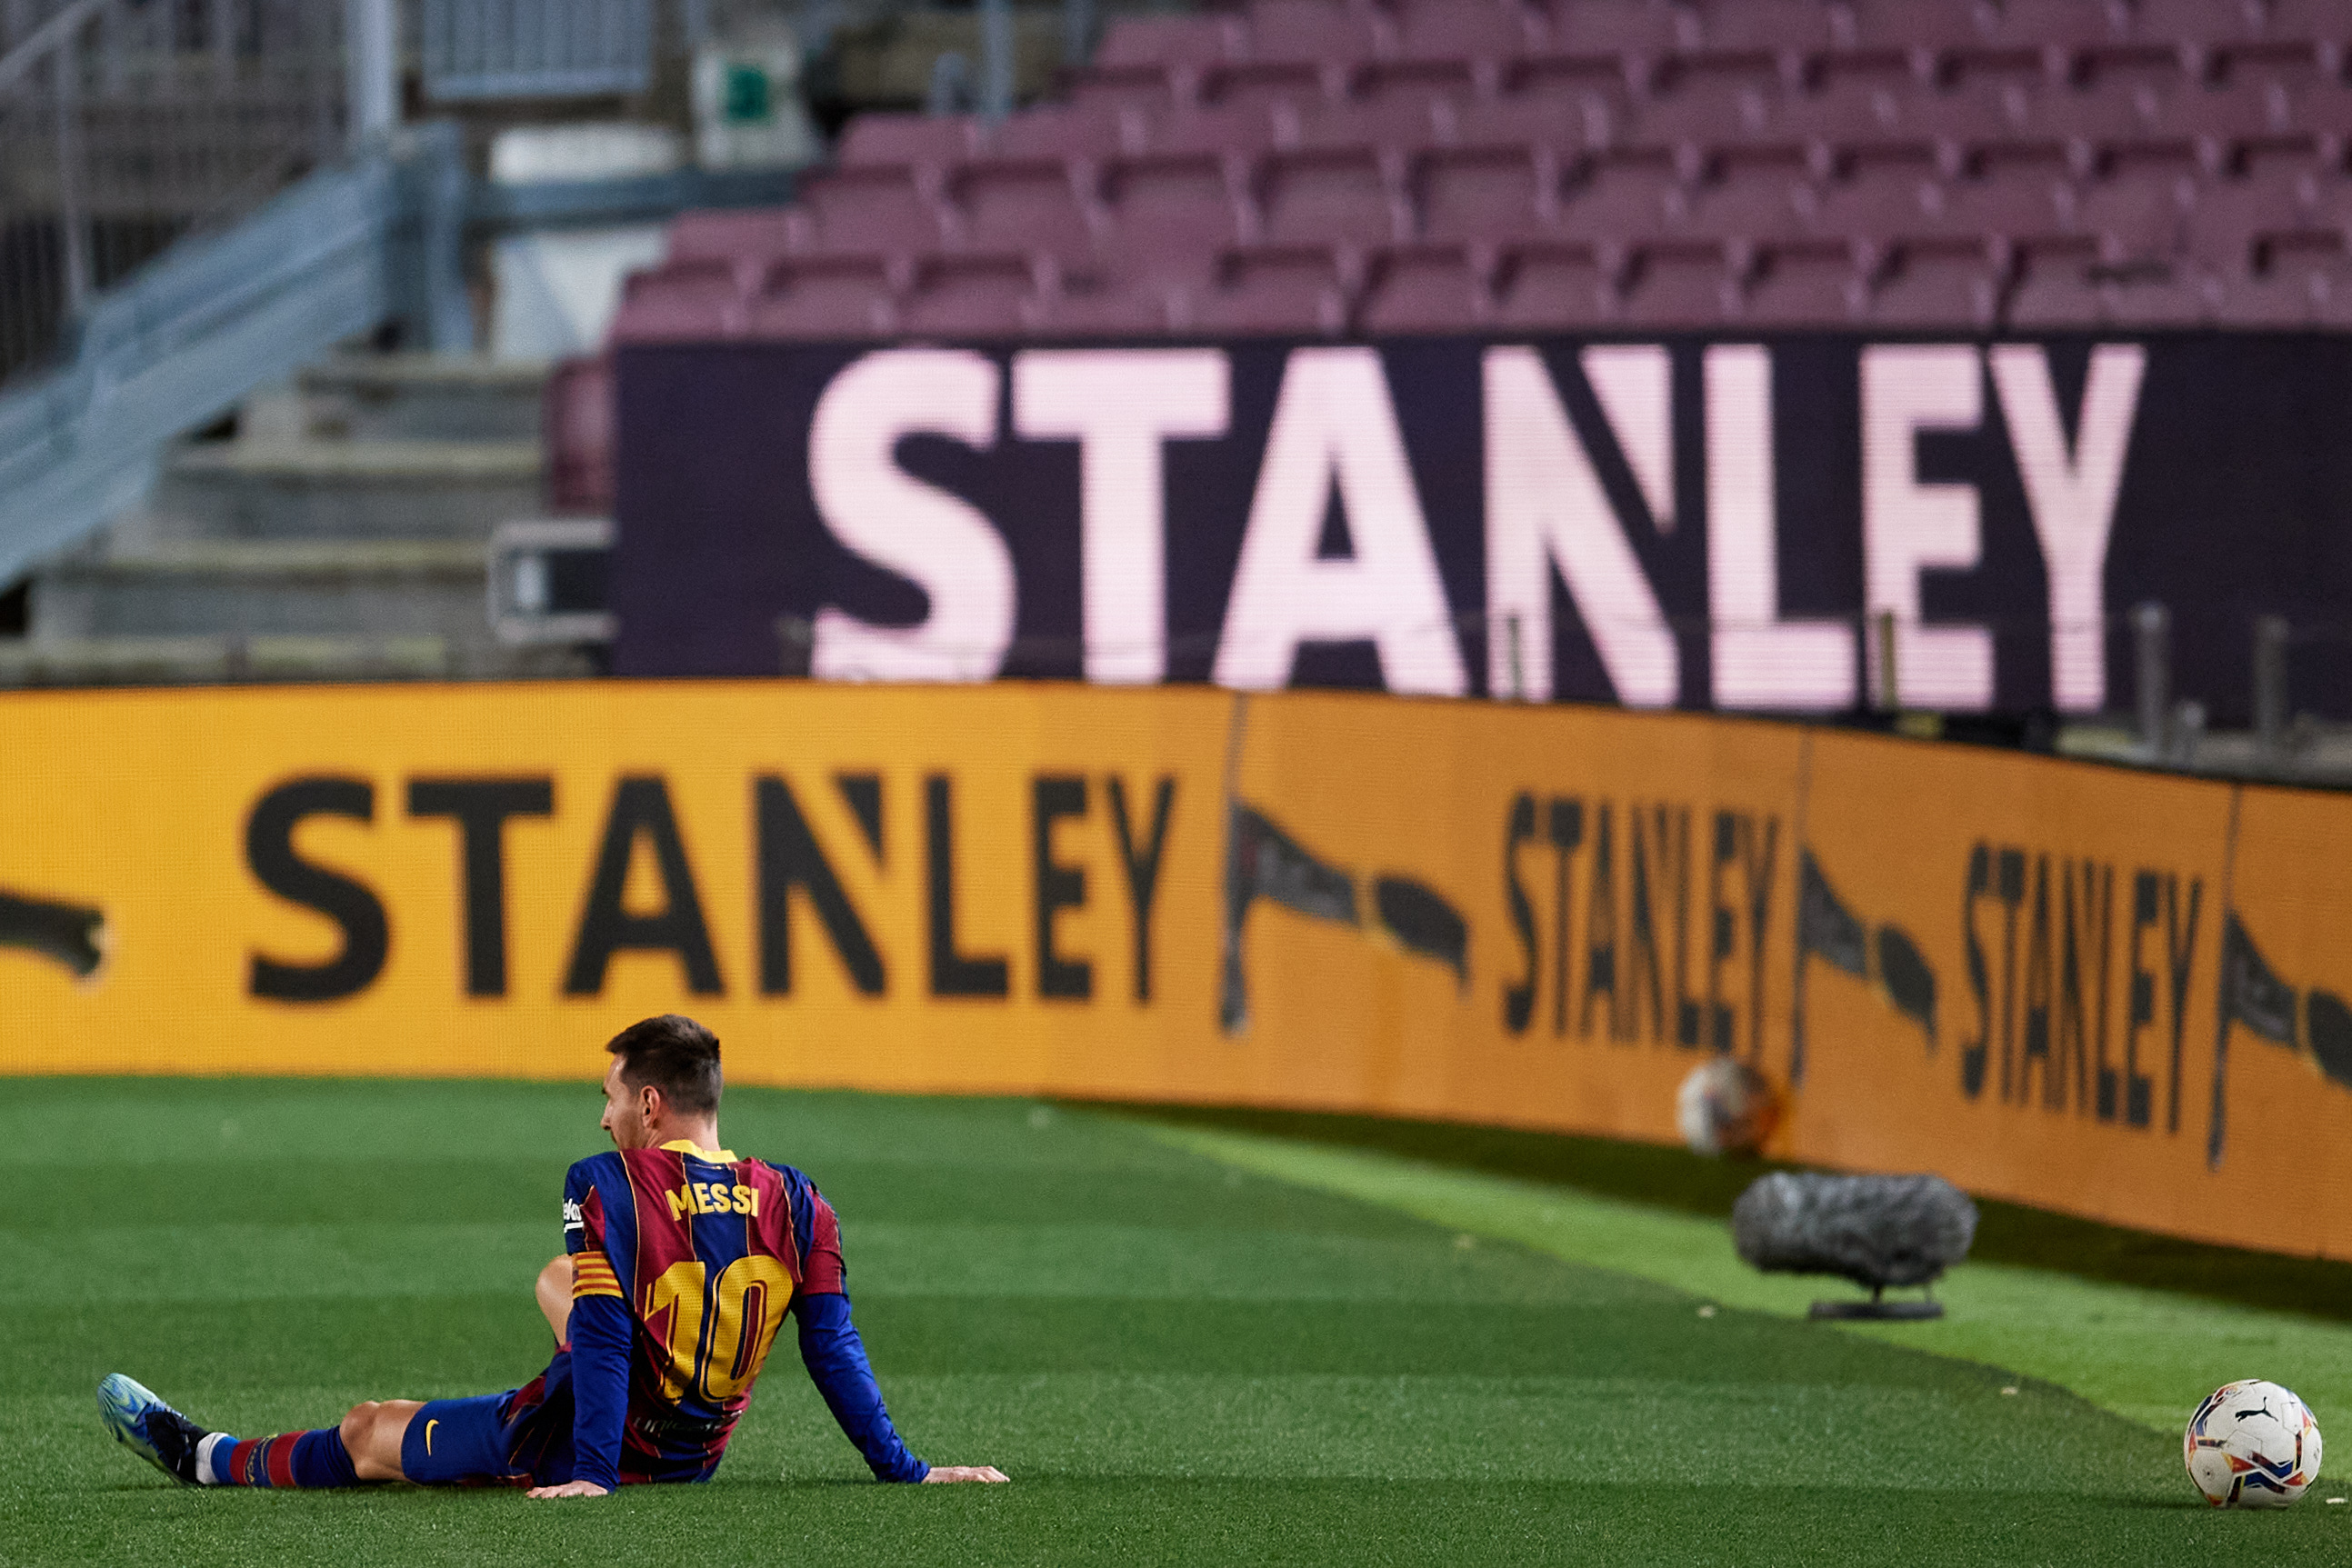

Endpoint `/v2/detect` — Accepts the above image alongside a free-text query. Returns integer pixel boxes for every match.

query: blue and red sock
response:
[200,1427,358,1488]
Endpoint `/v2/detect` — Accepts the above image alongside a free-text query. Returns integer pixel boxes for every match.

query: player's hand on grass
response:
[922,1465,1010,1483]
[525,1480,611,1500]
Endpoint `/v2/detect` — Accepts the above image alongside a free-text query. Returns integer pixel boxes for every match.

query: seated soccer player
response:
[97,1014,1008,1497]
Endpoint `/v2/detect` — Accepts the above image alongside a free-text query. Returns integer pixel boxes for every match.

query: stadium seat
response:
[1418,144,1561,243]
[1390,0,1546,67]
[666,207,806,265]
[1103,153,1260,276]
[2075,170,2193,261]
[1558,151,1683,240]
[1190,245,1358,335]
[896,254,1049,335]
[1298,95,1452,152]
[947,158,1106,257]
[1492,240,1626,327]
[986,102,1146,161]
[1624,238,1750,324]
[1742,241,1870,325]
[614,259,751,342]
[1548,0,1698,58]
[1677,152,1821,240]
[1095,14,1242,71]
[836,114,980,168]
[746,255,904,340]
[1034,275,1190,335]
[1438,91,1611,153]
[1243,0,1394,65]
[797,166,953,254]
[1206,59,1355,116]
[1865,240,2004,327]
[1258,145,1416,245]
[1358,242,1499,331]
[543,354,614,514]
[1143,103,1290,158]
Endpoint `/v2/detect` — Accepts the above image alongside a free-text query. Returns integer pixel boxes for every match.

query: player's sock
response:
[208,1428,358,1488]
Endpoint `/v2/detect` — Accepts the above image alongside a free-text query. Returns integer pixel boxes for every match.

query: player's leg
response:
[340,1399,425,1481]
[98,1373,373,1489]
[535,1254,574,1340]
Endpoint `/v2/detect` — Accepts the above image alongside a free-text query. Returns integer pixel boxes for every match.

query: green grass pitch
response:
[4,1078,2347,1566]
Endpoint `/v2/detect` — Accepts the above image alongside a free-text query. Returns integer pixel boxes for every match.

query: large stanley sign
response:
[1,682,2347,1258]
[616,335,2352,721]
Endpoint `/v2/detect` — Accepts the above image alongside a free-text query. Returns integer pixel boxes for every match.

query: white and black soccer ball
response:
[1675,1058,1780,1157]
[2184,1379,2323,1508]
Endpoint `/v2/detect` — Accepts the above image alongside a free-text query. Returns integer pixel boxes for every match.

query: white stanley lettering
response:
[807,348,1015,683]
[1861,345,1994,710]
[1481,345,1677,706]
[1580,345,1675,532]
[1989,343,2147,714]
[1214,347,1467,696]
[1012,349,1231,685]
[1705,345,1857,712]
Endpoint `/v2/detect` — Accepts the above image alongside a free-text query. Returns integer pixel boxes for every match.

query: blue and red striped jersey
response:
[558,1140,846,1483]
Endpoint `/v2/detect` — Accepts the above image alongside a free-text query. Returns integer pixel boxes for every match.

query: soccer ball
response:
[1675,1058,1780,1157]
[2184,1380,2323,1507]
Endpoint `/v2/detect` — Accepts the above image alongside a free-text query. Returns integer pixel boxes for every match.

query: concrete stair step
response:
[299,354,551,443]
[0,634,594,686]
[154,436,544,539]
[35,538,495,642]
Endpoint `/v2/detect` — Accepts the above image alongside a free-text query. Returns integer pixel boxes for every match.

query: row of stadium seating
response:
[612,0,2352,341]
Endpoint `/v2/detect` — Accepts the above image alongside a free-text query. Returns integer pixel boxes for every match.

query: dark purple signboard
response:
[613,335,2352,722]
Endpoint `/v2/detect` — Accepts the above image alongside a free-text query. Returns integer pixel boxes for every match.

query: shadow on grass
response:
[1090,1102,2352,1325]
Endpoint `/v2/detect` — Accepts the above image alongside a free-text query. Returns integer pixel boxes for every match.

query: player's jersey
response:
[555,1140,846,1483]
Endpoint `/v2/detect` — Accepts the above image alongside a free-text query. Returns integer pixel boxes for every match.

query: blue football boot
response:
[97,1373,210,1485]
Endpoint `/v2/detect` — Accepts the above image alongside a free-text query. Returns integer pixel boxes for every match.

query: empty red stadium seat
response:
[1359,242,1499,331]
[1243,0,1393,65]
[1095,14,1242,71]
[837,113,980,168]
[1418,144,1561,242]
[667,208,804,264]
[1492,240,1626,327]
[544,354,614,514]
[948,158,1106,257]
[1742,242,1869,325]
[1034,275,1189,335]
[1103,154,1259,277]
[746,255,903,340]
[1390,0,1544,66]
[1191,245,1357,335]
[986,102,1146,160]
[1623,238,1751,325]
[1676,148,1821,239]
[798,166,953,254]
[897,254,1049,335]
[1259,145,1416,245]
[1866,241,2004,327]
[1143,103,1291,158]
[1558,151,1683,240]
[614,259,751,342]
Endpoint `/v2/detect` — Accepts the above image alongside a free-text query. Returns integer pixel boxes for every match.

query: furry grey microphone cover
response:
[1731,1172,1979,1291]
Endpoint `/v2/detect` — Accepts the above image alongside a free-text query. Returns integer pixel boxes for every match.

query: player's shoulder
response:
[564,1149,628,1192]
[736,1154,816,1192]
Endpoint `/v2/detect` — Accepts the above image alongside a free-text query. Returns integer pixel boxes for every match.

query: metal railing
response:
[0,0,345,391]
[417,0,658,101]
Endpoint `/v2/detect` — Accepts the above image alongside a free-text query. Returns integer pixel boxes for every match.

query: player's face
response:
[599,1058,656,1150]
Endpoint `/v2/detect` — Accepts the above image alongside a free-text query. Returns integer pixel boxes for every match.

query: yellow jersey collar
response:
[659,1138,738,1163]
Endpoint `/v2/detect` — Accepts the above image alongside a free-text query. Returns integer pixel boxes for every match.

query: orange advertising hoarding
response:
[0,679,2343,1257]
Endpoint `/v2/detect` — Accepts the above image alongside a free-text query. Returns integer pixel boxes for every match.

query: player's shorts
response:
[401,1388,565,1487]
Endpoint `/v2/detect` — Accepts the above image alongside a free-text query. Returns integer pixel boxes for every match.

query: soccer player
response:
[97,1014,1008,1497]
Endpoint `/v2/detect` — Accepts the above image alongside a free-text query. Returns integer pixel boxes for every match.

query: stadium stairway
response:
[8,355,593,686]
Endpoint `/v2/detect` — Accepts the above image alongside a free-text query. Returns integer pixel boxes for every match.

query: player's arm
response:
[790,1184,1006,1484]
[532,1164,628,1500]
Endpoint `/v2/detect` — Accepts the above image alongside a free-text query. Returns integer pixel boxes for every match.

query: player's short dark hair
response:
[606,1014,723,1116]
